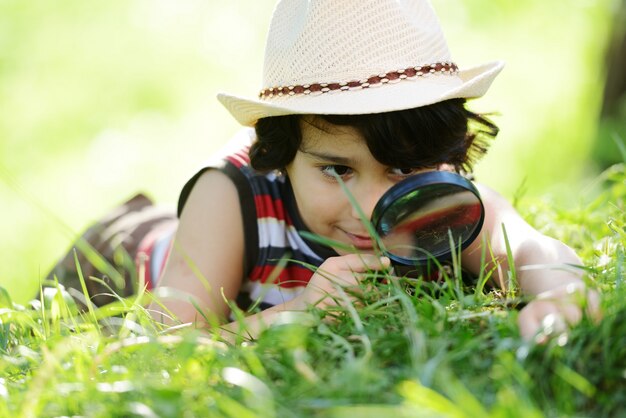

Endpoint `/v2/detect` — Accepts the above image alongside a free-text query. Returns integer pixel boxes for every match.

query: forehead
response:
[299,116,365,151]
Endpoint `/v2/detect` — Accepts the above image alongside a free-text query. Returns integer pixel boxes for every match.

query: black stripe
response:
[221,162,259,278]
[259,246,320,268]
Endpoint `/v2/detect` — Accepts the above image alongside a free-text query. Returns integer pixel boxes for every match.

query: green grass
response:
[0,1,622,416]
[1,165,625,418]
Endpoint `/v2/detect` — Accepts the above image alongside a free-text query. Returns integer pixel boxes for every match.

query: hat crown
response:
[262,0,451,88]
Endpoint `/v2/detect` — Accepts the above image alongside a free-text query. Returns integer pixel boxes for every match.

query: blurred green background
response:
[0,0,623,303]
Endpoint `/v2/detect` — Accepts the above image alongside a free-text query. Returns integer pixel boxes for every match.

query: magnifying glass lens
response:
[372,172,484,266]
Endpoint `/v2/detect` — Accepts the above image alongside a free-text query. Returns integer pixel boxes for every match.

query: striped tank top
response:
[176,129,338,311]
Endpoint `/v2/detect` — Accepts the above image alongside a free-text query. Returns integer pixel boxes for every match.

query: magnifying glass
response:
[371,171,484,272]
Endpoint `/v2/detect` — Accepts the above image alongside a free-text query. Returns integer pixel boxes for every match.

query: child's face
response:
[286,117,433,255]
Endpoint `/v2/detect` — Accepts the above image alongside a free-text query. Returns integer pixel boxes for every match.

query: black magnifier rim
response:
[371,171,485,266]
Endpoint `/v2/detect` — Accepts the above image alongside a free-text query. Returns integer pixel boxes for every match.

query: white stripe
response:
[150,229,175,286]
[244,280,305,306]
[257,217,321,260]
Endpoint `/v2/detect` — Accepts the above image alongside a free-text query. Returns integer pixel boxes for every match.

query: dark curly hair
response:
[250,98,498,174]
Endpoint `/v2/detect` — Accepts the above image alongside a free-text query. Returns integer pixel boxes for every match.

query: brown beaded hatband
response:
[259,62,459,99]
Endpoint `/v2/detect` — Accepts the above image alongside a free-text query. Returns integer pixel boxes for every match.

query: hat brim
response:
[217,61,504,127]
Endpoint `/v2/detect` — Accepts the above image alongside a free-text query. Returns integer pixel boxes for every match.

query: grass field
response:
[1,1,624,416]
[0,163,625,417]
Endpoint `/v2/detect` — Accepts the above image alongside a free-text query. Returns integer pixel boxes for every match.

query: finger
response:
[538,298,583,326]
[518,316,541,343]
[335,254,390,273]
[311,255,390,295]
[537,283,601,324]
[585,290,602,322]
[534,282,581,301]
[518,301,564,343]
[517,302,552,342]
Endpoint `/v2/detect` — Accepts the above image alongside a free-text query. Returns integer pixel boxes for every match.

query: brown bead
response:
[258,62,458,98]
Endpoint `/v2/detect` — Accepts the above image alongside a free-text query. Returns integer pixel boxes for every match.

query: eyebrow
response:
[300,149,355,165]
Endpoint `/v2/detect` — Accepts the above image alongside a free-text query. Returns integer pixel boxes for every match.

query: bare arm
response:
[462,183,600,341]
[149,169,246,326]
[462,183,584,291]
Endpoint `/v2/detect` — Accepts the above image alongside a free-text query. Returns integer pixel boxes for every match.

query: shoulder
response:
[178,128,257,216]
[175,169,247,292]
[475,183,511,211]
[475,183,528,228]
[179,169,241,222]
[175,169,246,259]
[462,182,540,272]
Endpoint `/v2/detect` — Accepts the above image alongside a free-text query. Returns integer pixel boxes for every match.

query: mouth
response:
[342,230,375,250]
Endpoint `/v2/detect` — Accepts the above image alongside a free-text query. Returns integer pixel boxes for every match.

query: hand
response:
[292,254,391,309]
[517,282,601,343]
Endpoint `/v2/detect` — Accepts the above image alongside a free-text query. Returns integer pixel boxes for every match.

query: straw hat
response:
[218,0,504,127]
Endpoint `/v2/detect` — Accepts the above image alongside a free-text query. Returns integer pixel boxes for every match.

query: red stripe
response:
[249,264,314,288]
[225,148,250,168]
[254,194,287,220]
[134,224,175,289]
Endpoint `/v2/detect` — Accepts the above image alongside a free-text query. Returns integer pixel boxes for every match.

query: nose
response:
[350,181,390,221]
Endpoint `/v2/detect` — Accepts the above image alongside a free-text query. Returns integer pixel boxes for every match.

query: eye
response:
[320,165,352,178]
[390,167,419,177]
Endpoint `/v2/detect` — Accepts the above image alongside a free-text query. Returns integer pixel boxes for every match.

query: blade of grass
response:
[501,223,518,298]
[73,250,100,332]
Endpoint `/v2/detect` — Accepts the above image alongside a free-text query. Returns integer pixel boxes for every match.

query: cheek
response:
[294,182,349,227]
[299,185,344,215]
